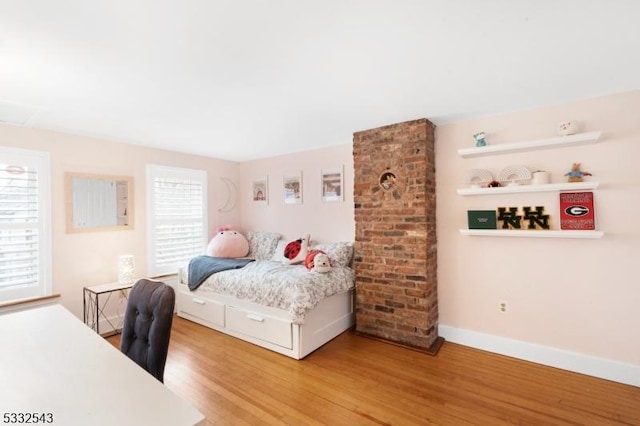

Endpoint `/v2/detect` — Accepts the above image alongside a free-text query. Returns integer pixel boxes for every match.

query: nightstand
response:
[83,281,134,336]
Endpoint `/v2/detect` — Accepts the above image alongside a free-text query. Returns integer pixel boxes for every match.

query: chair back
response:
[121,279,175,382]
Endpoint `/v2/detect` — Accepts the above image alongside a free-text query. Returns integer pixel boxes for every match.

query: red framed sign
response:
[559,192,595,230]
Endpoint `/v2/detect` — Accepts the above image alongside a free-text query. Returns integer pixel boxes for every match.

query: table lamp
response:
[118,254,135,285]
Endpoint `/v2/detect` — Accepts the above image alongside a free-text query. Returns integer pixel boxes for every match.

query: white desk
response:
[0,304,205,426]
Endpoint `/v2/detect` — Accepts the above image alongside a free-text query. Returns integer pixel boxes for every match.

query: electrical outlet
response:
[499,300,507,313]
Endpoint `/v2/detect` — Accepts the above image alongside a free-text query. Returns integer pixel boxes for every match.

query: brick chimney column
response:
[352,118,441,353]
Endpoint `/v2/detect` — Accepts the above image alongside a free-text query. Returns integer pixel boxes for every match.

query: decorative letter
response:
[522,206,550,229]
[497,207,522,229]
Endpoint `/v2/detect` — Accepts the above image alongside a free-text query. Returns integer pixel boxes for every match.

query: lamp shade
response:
[118,254,135,285]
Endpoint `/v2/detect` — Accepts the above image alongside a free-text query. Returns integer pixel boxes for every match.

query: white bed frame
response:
[176,282,355,359]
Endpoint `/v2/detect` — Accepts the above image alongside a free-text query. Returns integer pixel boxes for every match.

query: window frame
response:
[146,165,208,276]
[0,146,52,302]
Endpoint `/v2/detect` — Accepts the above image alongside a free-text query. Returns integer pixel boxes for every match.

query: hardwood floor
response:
[108,317,639,425]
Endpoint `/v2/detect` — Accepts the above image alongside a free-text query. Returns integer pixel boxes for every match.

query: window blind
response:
[0,148,51,302]
[147,166,207,276]
[0,167,39,289]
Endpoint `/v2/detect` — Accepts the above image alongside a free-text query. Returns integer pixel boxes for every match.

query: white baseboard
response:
[94,313,125,335]
[439,325,640,387]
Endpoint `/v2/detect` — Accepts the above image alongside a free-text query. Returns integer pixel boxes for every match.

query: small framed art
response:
[252,177,268,205]
[283,172,302,204]
[321,167,343,202]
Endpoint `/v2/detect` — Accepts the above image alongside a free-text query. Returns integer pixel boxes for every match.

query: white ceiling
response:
[1,1,638,161]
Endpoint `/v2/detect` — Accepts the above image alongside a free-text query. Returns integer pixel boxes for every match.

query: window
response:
[0,147,51,302]
[147,165,207,276]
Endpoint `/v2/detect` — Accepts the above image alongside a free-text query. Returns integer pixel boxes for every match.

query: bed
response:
[176,232,355,359]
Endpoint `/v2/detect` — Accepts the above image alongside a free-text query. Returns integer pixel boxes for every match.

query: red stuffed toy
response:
[283,234,310,265]
[304,249,331,273]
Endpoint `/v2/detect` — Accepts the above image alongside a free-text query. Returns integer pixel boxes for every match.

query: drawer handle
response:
[247,314,264,322]
[192,298,205,305]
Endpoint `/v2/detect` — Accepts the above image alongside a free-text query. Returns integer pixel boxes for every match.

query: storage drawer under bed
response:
[226,306,293,349]
[177,290,225,328]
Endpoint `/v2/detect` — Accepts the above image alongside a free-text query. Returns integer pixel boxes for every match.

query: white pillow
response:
[312,242,354,267]
[270,240,287,262]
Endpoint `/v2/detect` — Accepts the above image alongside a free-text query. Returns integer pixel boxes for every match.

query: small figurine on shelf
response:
[558,120,579,136]
[565,163,592,182]
[487,180,501,188]
[473,132,487,147]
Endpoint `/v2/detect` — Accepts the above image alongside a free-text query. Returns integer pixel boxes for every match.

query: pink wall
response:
[238,144,355,243]
[0,125,239,319]
[436,90,640,367]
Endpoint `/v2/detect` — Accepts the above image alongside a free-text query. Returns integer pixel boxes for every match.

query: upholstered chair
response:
[120,279,175,382]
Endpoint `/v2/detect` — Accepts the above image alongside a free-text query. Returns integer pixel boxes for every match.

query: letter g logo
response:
[565,205,589,217]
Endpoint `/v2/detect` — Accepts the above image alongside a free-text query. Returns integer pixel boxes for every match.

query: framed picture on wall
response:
[252,177,268,205]
[321,167,343,202]
[283,172,302,204]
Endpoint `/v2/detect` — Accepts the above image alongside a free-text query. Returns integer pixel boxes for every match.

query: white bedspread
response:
[181,260,355,324]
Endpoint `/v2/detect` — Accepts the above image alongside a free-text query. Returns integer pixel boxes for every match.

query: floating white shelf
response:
[460,229,604,239]
[457,181,599,196]
[457,131,601,158]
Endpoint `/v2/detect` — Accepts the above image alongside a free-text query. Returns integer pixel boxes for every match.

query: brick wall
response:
[352,118,439,351]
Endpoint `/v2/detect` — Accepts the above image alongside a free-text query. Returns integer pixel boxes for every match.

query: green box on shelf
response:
[467,210,497,229]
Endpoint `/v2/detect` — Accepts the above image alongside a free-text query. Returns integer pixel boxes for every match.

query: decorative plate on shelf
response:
[465,169,493,188]
[497,165,531,186]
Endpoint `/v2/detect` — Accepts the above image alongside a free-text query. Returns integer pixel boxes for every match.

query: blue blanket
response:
[188,256,254,291]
